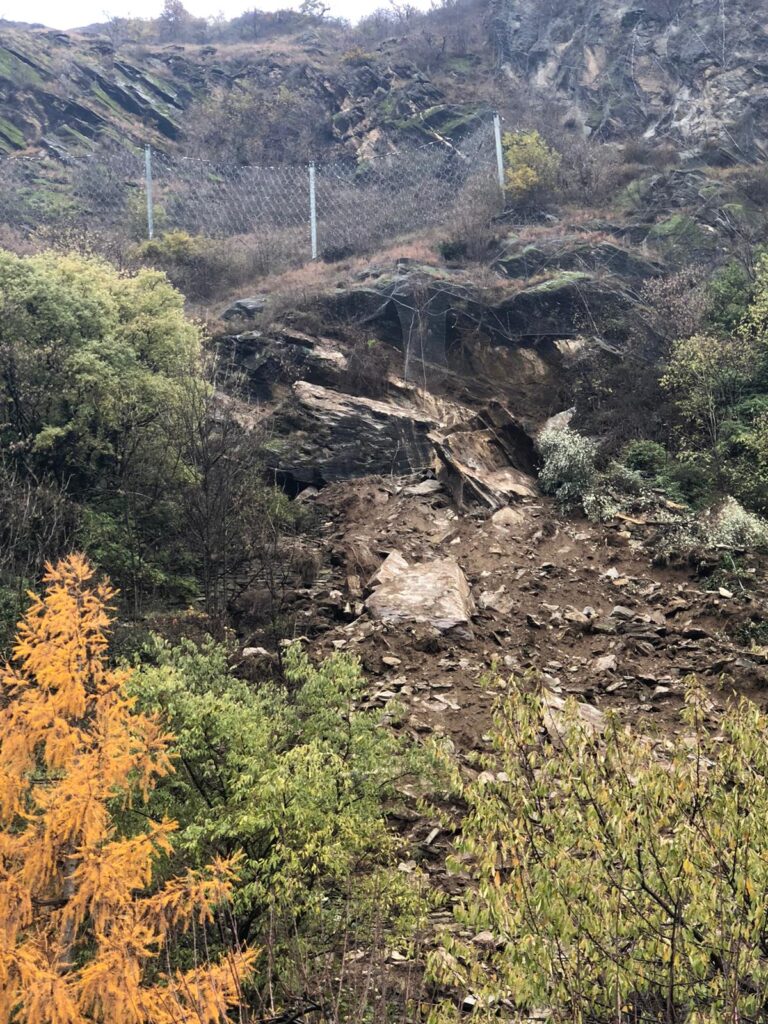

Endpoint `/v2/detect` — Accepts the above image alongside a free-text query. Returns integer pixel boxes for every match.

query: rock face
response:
[2,0,768,164]
[365,552,474,632]
[266,381,435,487]
[496,235,664,282]
[219,329,348,402]
[433,403,538,509]
[492,0,768,160]
[222,266,580,501]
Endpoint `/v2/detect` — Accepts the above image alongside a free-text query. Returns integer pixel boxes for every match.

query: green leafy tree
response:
[741,250,768,346]
[131,639,437,1007]
[707,258,756,335]
[430,677,768,1024]
[0,250,199,606]
[661,332,755,487]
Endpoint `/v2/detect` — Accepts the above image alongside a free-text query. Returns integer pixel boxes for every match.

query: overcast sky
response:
[7,0,430,29]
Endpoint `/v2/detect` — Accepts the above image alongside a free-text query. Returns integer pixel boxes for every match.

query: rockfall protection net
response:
[0,119,500,264]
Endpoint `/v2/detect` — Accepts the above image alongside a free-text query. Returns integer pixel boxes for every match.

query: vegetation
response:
[0,249,304,646]
[502,129,561,206]
[0,250,201,616]
[0,555,253,1022]
[134,230,265,301]
[131,638,436,1006]
[431,677,768,1023]
[537,426,599,508]
[7,7,768,1018]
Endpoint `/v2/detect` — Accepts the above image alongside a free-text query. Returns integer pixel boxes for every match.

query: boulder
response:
[267,381,436,487]
[543,694,606,747]
[365,555,474,631]
[367,549,410,588]
[222,296,267,320]
[491,506,527,530]
[433,402,537,509]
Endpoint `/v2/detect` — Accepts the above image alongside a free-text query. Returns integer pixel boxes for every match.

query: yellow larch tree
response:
[0,554,255,1024]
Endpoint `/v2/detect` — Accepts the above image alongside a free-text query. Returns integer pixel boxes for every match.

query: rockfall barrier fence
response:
[0,114,507,263]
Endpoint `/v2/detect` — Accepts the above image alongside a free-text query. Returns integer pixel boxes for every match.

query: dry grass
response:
[221,232,443,318]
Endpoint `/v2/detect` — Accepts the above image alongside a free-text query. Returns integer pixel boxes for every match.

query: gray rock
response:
[610,605,635,620]
[543,693,606,747]
[403,478,442,496]
[222,296,267,320]
[365,555,474,632]
[268,382,435,486]
[368,550,410,589]
[592,654,618,673]
[491,506,527,529]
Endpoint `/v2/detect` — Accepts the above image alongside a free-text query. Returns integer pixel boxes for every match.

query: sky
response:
[5,0,430,28]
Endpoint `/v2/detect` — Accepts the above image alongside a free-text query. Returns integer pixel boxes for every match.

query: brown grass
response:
[222,233,443,315]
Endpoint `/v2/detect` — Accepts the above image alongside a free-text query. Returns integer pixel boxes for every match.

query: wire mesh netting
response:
[0,120,501,264]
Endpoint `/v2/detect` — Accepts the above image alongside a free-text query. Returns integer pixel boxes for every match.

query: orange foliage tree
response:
[0,554,255,1024]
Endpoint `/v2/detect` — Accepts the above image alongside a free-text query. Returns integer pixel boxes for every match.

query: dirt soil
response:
[259,472,768,976]
[297,476,768,755]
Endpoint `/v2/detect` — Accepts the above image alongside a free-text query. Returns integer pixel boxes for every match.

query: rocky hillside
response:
[491,0,768,162]
[1,0,767,162]
[213,253,768,770]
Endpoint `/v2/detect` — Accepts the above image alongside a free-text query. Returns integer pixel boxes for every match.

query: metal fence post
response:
[309,161,318,260]
[144,144,155,240]
[492,112,505,191]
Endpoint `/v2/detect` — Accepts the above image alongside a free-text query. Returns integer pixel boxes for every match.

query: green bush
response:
[707,258,756,335]
[620,441,711,506]
[622,439,668,476]
[131,639,438,1003]
[604,459,646,495]
[0,249,199,482]
[0,249,202,603]
[538,426,599,507]
[705,495,768,550]
[431,678,768,1023]
[663,459,712,506]
[134,229,258,301]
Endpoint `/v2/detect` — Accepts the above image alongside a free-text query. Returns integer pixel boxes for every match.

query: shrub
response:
[604,459,646,495]
[622,438,668,476]
[661,332,756,485]
[132,639,437,1006]
[134,229,259,302]
[582,489,620,522]
[555,135,622,203]
[440,172,502,262]
[502,129,561,206]
[663,459,712,506]
[430,677,768,1023]
[538,426,599,507]
[640,268,711,349]
[705,495,768,550]
[653,497,768,563]
[621,138,680,168]
[707,258,756,334]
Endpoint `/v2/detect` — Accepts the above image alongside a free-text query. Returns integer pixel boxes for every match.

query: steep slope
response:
[1,0,767,163]
[492,0,768,161]
[216,255,768,755]
[0,21,492,159]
